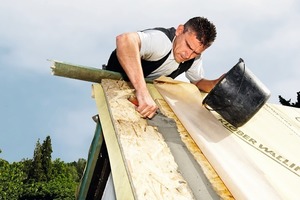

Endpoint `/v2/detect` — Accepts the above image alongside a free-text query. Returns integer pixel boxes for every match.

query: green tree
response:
[279,91,300,108]
[42,136,53,181]
[0,159,26,199]
[27,139,44,182]
[0,136,86,199]
[26,136,53,183]
[69,158,87,182]
[20,158,80,199]
[76,158,86,181]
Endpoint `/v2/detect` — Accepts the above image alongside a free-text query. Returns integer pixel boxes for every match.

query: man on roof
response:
[105,16,224,119]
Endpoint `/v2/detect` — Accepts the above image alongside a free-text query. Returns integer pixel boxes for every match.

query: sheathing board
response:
[92,80,232,200]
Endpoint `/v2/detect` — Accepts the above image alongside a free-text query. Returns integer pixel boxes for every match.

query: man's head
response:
[173,17,217,63]
[184,17,217,48]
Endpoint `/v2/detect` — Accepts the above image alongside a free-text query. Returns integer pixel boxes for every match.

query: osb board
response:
[154,76,300,200]
[100,79,194,200]
[92,83,135,200]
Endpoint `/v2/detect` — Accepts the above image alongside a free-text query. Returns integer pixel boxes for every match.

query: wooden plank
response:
[99,79,195,200]
[92,83,135,200]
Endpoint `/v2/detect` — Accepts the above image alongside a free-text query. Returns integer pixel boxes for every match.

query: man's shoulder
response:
[138,28,174,60]
[140,27,175,41]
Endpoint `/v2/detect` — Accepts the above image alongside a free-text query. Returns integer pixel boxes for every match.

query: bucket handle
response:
[202,101,214,111]
[234,58,246,100]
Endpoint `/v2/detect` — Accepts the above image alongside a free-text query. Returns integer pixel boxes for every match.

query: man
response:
[105,17,224,118]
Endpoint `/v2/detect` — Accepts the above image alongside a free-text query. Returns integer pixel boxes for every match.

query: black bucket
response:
[202,58,271,127]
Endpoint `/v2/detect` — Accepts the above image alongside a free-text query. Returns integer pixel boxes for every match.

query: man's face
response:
[173,25,206,63]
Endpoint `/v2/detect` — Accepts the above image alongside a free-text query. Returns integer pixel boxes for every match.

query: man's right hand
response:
[115,32,158,118]
[135,89,158,119]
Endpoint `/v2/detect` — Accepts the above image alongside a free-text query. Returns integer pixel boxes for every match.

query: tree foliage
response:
[42,136,53,181]
[27,139,44,182]
[20,158,79,200]
[0,136,87,200]
[279,91,300,108]
[0,159,26,199]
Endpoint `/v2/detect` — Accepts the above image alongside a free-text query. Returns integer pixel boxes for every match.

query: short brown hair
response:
[184,17,217,48]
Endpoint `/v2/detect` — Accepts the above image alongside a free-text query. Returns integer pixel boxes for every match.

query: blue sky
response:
[1,0,300,163]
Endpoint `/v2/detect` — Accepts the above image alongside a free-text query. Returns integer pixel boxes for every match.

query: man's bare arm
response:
[116,32,158,118]
[193,74,226,93]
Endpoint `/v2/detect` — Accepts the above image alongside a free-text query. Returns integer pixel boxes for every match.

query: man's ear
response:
[175,24,184,36]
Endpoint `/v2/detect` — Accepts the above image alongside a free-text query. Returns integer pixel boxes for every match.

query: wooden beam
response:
[50,60,124,83]
[50,60,153,83]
